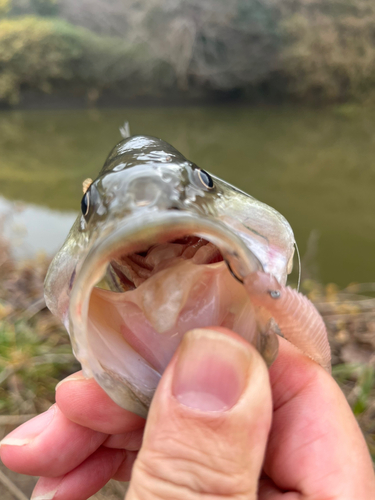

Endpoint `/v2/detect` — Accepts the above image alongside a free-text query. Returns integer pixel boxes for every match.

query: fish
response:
[44,134,325,418]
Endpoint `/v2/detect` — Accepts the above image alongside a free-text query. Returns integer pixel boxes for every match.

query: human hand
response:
[1,327,375,500]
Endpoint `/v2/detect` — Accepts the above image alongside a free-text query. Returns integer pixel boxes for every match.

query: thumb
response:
[126,328,272,500]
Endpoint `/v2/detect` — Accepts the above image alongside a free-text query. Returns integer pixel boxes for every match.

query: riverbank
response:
[3,0,375,107]
[1,87,247,112]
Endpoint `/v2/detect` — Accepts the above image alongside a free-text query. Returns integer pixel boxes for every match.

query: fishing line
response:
[225,259,244,284]
[295,240,301,292]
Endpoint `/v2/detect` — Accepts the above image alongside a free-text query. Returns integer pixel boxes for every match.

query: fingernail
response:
[172,329,251,412]
[31,481,60,500]
[0,405,56,447]
[55,372,86,390]
[31,488,58,500]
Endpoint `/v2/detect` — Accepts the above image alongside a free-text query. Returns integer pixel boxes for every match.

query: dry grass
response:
[303,279,375,461]
[0,234,127,498]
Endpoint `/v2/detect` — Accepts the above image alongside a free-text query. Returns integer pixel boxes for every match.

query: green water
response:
[0,105,374,286]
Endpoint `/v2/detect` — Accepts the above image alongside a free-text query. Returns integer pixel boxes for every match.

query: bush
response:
[0,0,10,16]
[278,0,375,101]
[3,1,375,104]
[1,0,58,18]
[145,0,281,91]
[0,16,159,104]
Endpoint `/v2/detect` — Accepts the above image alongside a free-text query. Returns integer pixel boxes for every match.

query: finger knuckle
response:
[131,433,253,500]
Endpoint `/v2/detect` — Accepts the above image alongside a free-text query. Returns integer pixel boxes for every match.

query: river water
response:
[0,105,374,286]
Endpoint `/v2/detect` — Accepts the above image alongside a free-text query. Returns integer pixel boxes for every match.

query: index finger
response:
[55,371,145,434]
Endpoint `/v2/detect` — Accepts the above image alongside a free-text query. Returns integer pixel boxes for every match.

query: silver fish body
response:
[45,135,295,417]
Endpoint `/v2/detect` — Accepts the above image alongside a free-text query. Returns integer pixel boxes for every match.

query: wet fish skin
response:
[44,135,296,417]
[45,135,295,324]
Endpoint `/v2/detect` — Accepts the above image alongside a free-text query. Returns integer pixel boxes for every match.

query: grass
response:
[302,279,375,463]
[0,235,79,415]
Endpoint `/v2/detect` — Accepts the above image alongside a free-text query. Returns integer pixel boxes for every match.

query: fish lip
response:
[68,210,263,416]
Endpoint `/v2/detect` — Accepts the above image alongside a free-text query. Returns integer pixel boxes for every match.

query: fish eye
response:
[80,183,102,222]
[195,169,214,190]
[268,290,281,299]
[81,191,90,217]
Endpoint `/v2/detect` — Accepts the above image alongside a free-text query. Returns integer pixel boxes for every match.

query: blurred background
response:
[0,1,375,498]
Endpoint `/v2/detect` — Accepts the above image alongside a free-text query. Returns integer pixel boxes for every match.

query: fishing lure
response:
[244,271,331,373]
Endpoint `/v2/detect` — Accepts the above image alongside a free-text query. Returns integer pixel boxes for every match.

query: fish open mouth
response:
[69,211,269,417]
[91,235,249,375]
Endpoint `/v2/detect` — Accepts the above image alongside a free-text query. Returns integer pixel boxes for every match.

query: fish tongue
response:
[120,260,218,371]
[132,260,215,334]
[144,242,186,268]
[89,260,227,373]
[88,260,257,375]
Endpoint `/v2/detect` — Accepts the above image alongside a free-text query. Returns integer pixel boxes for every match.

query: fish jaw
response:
[44,216,88,330]
[68,210,269,417]
[212,176,296,286]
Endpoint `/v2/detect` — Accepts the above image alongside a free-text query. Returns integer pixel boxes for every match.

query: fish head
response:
[44,135,218,321]
[45,135,295,417]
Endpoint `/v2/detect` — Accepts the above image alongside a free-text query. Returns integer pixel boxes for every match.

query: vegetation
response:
[0,233,78,414]
[279,0,375,101]
[303,279,375,461]
[1,0,375,104]
[142,0,281,92]
[0,231,125,500]
[0,16,165,104]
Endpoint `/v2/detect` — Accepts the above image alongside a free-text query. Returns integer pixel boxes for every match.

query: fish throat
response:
[90,234,253,375]
[106,236,223,292]
[69,212,270,417]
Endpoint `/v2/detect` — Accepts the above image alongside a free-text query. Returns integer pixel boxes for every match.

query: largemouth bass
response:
[45,134,327,418]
